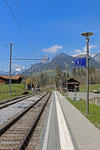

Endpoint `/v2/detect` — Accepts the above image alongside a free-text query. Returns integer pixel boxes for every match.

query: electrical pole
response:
[86,37,89,114]
[81,32,93,114]
[9,43,12,95]
[31,64,32,91]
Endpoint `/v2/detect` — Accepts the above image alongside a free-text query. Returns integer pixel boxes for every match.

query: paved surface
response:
[40,91,100,150]
[68,92,100,100]
[41,92,60,150]
[0,93,44,125]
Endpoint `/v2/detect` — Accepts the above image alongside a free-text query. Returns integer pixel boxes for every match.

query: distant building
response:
[0,76,22,84]
[64,78,80,92]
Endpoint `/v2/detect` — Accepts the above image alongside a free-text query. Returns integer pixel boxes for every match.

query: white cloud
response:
[73,52,86,57]
[83,45,97,52]
[73,45,98,57]
[42,45,63,53]
[73,49,87,57]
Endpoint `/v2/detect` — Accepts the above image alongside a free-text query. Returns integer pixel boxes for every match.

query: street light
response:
[81,32,94,114]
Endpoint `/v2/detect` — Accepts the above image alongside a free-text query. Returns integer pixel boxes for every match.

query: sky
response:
[0,0,100,71]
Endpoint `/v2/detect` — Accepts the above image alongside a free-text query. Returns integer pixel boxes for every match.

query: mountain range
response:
[24,52,100,75]
[0,66,26,76]
[0,52,100,75]
[93,52,100,63]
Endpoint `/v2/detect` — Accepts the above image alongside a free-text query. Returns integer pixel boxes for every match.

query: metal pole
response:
[9,43,12,95]
[66,65,69,97]
[81,32,93,114]
[66,74,67,96]
[86,37,89,114]
[31,64,32,91]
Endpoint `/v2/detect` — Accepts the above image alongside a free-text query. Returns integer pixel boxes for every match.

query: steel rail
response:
[0,92,48,136]
[18,92,51,150]
[0,91,41,109]
[0,93,32,105]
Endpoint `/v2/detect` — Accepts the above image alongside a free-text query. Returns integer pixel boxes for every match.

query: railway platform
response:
[40,91,100,150]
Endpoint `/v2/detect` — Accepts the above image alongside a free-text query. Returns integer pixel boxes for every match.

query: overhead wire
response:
[0,44,9,61]
[14,0,43,59]
[0,31,29,60]
[12,47,29,59]
[0,55,9,63]
[0,42,26,72]
[4,0,38,58]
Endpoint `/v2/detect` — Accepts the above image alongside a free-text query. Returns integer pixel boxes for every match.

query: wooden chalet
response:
[64,78,80,92]
[0,76,22,84]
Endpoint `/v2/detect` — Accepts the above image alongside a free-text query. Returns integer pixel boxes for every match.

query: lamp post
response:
[81,32,93,114]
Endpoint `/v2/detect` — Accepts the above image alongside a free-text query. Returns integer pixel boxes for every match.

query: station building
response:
[0,75,22,84]
[64,78,80,92]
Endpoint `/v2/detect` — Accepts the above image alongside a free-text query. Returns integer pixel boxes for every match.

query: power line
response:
[0,48,8,56]
[13,47,29,59]
[0,55,9,63]
[0,42,8,51]
[4,0,38,58]
[0,42,24,60]
[12,58,49,61]
[15,0,43,58]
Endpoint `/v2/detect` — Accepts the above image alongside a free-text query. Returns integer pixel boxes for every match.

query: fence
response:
[90,97,100,106]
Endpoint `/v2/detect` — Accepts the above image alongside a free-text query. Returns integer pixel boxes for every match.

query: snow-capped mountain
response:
[41,55,50,63]
[24,52,100,75]
[11,66,26,75]
[73,52,100,64]
[0,66,27,75]
[92,52,100,63]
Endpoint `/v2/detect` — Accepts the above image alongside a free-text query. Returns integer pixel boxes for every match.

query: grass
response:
[0,83,54,101]
[61,92,100,130]
[79,84,100,92]
[0,84,26,101]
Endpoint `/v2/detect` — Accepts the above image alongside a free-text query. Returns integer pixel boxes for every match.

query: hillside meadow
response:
[0,84,25,101]
[0,83,100,101]
[79,84,100,92]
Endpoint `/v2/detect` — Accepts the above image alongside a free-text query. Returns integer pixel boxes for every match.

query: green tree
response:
[55,65,63,87]
[72,69,76,77]
[39,73,45,86]
[62,72,66,85]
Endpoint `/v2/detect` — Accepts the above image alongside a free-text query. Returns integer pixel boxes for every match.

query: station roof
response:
[0,75,22,80]
[67,78,80,85]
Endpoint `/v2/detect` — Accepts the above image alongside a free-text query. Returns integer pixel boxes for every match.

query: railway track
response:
[0,91,42,109]
[0,92,51,150]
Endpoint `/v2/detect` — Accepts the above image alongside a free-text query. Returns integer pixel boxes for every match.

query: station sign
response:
[74,57,86,66]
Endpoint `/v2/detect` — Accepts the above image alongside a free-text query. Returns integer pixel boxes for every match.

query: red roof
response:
[0,76,21,80]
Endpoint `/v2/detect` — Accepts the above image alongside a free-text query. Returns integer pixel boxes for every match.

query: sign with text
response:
[74,57,86,66]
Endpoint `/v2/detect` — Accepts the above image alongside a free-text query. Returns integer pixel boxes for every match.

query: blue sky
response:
[0,0,100,71]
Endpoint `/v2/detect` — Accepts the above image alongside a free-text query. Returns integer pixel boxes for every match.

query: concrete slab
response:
[40,92,60,150]
[41,92,75,150]
[68,92,100,100]
[57,91,100,150]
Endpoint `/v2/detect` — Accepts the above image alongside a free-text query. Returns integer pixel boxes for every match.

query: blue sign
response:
[74,57,86,66]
